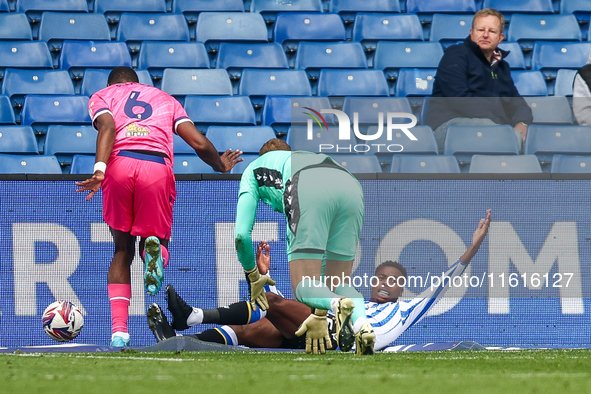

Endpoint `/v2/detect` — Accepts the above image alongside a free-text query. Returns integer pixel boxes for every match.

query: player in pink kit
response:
[76,67,242,347]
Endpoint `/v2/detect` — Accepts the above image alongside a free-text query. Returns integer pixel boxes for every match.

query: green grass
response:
[2,349,591,393]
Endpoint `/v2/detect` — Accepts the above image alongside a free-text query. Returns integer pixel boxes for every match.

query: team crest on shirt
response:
[125,123,149,137]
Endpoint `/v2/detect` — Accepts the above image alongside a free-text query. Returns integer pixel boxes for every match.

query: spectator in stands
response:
[573,54,591,126]
[428,8,533,152]
[75,66,242,347]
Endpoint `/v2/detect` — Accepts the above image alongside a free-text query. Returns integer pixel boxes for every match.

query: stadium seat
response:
[328,154,383,173]
[287,125,342,153]
[273,13,346,54]
[341,97,413,133]
[550,154,591,173]
[531,42,591,81]
[44,125,97,167]
[173,154,217,174]
[0,13,33,40]
[251,0,323,23]
[390,155,461,173]
[0,95,16,124]
[500,42,527,70]
[183,96,256,131]
[205,126,277,154]
[329,0,401,24]
[317,69,389,97]
[443,125,520,166]
[116,13,190,54]
[429,14,473,47]
[506,14,581,51]
[138,42,209,81]
[0,153,62,174]
[59,41,132,80]
[21,95,91,134]
[160,69,233,101]
[468,154,543,173]
[238,69,312,106]
[261,96,335,135]
[363,125,438,161]
[94,0,166,25]
[230,154,258,174]
[16,0,88,23]
[69,154,95,174]
[554,69,577,97]
[1,69,75,107]
[394,68,437,97]
[80,69,153,97]
[560,0,591,24]
[351,14,424,52]
[0,0,8,11]
[172,0,245,25]
[524,125,591,168]
[374,42,443,80]
[195,12,268,52]
[0,41,52,79]
[295,42,368,79]
[172,134,196,155]
[482,0,553,20]
[216,43,288,80]
[511,71,548,96]
[405,0,476,24]
[0,126,38,154]
[38,12,111,55]
[524,97,574,124]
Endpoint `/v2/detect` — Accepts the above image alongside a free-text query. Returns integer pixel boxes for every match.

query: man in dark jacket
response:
[428,8,533,151]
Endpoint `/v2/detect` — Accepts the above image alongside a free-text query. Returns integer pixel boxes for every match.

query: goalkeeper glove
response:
[294,309,331,355]
[245,266,275,311]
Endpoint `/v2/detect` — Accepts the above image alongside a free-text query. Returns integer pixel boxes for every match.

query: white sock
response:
[186,308,204,326]
[329,297,342,314]
[352,316,369,333]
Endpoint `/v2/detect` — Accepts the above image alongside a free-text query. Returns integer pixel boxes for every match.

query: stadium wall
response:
[1,176,590,348]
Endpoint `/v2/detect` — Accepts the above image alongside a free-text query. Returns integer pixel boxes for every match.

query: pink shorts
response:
[102,153,176,239]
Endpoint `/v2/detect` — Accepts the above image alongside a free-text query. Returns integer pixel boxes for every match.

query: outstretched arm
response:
[460,209,491,265]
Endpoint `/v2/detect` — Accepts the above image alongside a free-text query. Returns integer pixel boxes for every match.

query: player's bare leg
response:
[108,228,135,347]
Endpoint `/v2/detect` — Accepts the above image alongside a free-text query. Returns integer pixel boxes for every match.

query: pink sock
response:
[142,243,170,269]
[108,283,131,334]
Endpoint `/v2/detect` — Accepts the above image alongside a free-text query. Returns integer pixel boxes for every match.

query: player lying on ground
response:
[148,210,491,352]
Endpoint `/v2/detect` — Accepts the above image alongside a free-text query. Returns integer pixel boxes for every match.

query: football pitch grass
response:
[2,349,590,393]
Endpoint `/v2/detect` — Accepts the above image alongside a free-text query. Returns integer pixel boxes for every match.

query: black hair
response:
[107,66,139,85]
[374,261,407,278]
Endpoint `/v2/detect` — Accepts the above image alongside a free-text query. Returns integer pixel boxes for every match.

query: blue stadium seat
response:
[328,154,382,173]
[0,0,8,11]
[374,42,443,80]
[550,154,591,173]
[531,42,591,80]
[363,125,438,161]
[506,14,581,51]
[287,125,342,153]
[251,0,323,23]
[70,154,95,174]
[0,41,52,79]
[341,97,413,132]
[524,125,591,169]
[295,42,367,79]
[16,0,87,23]
[38,12,111,54]
[351,13,424,52]
[511,71,548,96]
[405,0,476,24]
[561,0,591,23]
[172,0,245,25]
[0,153,62,173]
[429,14,473,47]
[195,12,268,52]
[216,43,288,80]
[468,154,543,173]
[44,125,97,166]
[0,13,33,40]
[500,42,527,70]
[59,41,132,80]
[230,154,258,174]
[172,134,196,155]
[160,69,233,101]
[394,68,437,97]
[183,96,256,131]
[94,0,166,25]
[205,126,277,154]
[0,95,16,124]
[554,69,577,97]
[173,154,217,174]
[261,96,335,135]
[138,42,209,81]
[238,69,312,106]
[329,0,401,24]
[116,13,190,53]
[483,0,553,20]
[317,69,389,97]
[524,97,574,124]
[80,69,153,97]
[0,126,38,154]
[21,95,91,134]
[443,125,520,166]
[273,13,346,54]
[1,69,75,107]
[390,155,461,173]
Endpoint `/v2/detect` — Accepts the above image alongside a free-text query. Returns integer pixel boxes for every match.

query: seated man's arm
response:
[573,73,591,126]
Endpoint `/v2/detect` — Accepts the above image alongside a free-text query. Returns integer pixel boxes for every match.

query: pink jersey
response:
[88,82,192,162]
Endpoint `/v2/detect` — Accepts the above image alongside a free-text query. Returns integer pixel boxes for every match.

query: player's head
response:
[259,138,291,156]
[371,261,406,304]
[107,66,139,86]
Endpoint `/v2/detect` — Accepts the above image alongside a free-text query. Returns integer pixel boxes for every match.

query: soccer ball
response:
[42,301,84,342]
